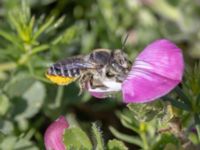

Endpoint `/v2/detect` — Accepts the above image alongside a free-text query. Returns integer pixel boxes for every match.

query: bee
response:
[46,49,132,95]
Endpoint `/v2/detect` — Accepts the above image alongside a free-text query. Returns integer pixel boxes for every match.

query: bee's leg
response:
[78,82,83,96]
[78,73,93,95]
[78,75,85,95]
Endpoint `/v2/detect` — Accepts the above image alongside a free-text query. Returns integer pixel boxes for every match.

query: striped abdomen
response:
[47,63,81,77]
[46,56,95,85]
[47,57,89,77]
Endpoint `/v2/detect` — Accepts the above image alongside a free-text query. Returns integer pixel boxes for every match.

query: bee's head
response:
[109,49,132,74]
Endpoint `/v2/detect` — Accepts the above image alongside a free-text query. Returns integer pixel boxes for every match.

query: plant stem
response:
[48,86,64,109]
[140,122,149,150]
[140,132,149,150]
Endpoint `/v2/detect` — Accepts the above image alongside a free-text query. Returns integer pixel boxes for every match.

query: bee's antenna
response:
[121,33,129,51]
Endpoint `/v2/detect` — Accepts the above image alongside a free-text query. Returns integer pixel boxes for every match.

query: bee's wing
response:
[53,56,98,71]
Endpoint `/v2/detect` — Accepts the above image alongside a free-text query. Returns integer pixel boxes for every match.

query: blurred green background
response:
[0,0,200,149]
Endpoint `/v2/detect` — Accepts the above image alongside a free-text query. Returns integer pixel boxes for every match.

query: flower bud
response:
[44,116,69,150]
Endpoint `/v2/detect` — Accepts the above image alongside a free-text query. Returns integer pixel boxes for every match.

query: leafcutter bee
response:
[46,49,132,95]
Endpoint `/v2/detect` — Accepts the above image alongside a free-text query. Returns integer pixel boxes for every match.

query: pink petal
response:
[122,39,184,103]
[90,92,109,99]
[44,116,69,150]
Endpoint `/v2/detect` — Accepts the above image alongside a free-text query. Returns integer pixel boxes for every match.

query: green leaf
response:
[152,133,180,150]
[52,25,77,45]
[0,62,17,72]
[116,111,139,133]
[0,93,10,116]
[194,113,200,125]
[28,16,35,34]
[0,136,16,150]
[107,139,128,150]
[120,114,139,133]
[195,92,200,107]
[20,80,46,118]
[63,127,92,150]
[109,126,142,147]
[0,136,38,150]
[4,73,46,119]
[196,124,200,143]
[127,102,164,122]
[14,138,39,150]
[4,73,35,98]
[0,132,5,143]
[0,30,23,49]
[92,123,104,150]
[46,15,65,33]
[151,0,181,21]
[33,16,55,40]
[163,143,179,150]
[162,96,191,111]
[188,132,199,145]
[30,44,49,55]
[0,119,14,134]
[8,11,25,41]
[174,87,191,109]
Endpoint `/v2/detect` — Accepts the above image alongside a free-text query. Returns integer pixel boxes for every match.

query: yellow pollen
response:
[45,73,76,85]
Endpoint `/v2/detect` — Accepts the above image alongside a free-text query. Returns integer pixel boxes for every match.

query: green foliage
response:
[63,123,128,150]
[64,127,92,150]
[92,123,105,150]
[110,99,200,150]
[107,139,128,150]
[0,94,10,116]
[0,0,200,149]
[0,135,38,150]
[152,134,180,150]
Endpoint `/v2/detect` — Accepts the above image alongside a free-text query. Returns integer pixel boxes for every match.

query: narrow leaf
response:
[33,16,55,40]
[195,125,200,143]
[109,126,142,147]
[30,44,49,55]
[0,30,23,49]
[174,86,191,108]
[92,123,104,150]
[162,96,191,111]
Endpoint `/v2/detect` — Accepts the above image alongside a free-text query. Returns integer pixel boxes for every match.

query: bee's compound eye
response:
[111,61,126,73]
[112,62,119,68]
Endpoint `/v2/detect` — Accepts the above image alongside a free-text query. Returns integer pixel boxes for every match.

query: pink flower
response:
[44,116,69,150]
[122,39,184,103]
[88,39,184,103]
